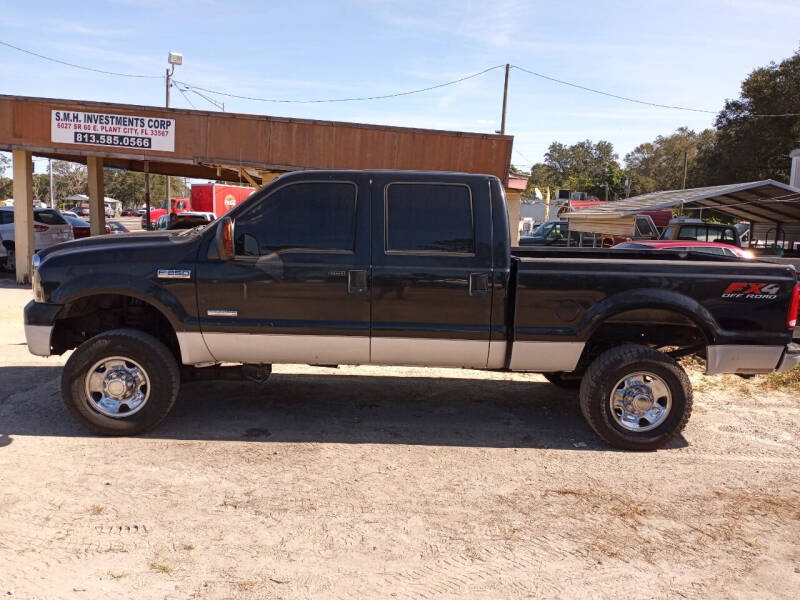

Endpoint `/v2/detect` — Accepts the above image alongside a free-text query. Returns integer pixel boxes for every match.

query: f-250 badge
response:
[722,282,780,299]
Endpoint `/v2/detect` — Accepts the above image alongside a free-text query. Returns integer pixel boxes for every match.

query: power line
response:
[511,64,800,118]
[0,39,162,79]
[172,65,505,104]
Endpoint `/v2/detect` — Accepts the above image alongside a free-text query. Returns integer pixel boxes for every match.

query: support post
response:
[144,160,151,230]
[87,156,106,236]
[12,150,34,284]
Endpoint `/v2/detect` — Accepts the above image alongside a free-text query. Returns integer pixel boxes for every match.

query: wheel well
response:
[577,308,709,372]
[52,294,181,362]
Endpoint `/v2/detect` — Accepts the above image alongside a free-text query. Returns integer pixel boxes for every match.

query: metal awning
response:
[565,180,800,225]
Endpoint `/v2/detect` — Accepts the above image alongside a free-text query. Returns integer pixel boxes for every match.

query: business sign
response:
[51,110,175,152]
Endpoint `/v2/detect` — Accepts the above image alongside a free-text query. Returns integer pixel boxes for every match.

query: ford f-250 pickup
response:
[24,170,800,450]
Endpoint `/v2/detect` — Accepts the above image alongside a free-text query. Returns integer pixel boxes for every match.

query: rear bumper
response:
[777,343,800,372]
[706,343,800,375]
[23,300,62,357]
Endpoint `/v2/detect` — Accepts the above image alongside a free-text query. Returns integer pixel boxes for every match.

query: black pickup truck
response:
[25,170,800,450]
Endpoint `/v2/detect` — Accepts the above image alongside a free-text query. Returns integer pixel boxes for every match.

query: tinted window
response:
[677,226,699,241]
[235,181,356,256]
[694,246,725,255]
[35,210,67,225]
[0,211,12,225]
[635,217,657,238]
[386,183,473,253]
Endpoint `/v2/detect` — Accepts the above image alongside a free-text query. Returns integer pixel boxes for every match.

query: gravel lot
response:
[1,277,799,599]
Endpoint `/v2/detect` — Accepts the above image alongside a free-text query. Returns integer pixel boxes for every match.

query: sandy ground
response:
[1,278,799,599]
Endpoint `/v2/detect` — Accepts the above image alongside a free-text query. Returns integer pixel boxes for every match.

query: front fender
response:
[49,272,190,330]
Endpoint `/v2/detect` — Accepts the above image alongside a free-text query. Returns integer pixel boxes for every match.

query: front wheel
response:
[61,329,180,435]
[579,345,692,451]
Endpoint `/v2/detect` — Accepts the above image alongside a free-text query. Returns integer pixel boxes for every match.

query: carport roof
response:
[566,180,800,224]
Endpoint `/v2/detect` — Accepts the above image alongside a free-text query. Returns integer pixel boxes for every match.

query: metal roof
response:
[566,180,800,224]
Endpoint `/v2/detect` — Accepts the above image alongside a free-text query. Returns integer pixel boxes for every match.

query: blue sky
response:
[2,0,799,174]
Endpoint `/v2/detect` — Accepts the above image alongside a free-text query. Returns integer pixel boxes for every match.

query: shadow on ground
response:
[0,366,688,450]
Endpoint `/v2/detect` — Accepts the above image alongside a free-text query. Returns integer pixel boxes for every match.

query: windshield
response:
[529,222,555,239]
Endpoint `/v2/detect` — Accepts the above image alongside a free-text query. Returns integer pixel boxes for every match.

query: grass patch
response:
[108,571,128,580]
[149,562,173,574]
[763,365,800,392]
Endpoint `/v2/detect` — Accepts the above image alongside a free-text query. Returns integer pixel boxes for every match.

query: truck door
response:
[195,174,371,364]
[369,175,493,368]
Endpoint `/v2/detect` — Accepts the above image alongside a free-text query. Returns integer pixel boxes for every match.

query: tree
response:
[527,139,623,199]
[694,49,800,185]
[624,127,716,195]
[0,152,9,177]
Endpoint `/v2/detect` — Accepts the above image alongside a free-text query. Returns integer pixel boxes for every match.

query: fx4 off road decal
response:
[722,282,780,299]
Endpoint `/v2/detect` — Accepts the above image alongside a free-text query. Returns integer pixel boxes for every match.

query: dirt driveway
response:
[1,279,798,599]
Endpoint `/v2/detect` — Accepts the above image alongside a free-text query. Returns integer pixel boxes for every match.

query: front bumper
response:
[23,300,62,357]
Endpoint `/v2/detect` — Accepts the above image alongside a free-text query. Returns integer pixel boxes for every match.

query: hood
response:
[36,229,194,263]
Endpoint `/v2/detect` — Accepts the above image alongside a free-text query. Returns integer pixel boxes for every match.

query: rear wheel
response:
[579,344,692,451]
[61,328,180,435]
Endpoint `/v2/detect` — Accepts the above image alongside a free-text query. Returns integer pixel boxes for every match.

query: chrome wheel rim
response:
[609,371,672,432]
[84,356,150,418]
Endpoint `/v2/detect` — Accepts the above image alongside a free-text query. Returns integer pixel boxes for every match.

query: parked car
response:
[612,240,755,259]
[660,217,742,247]
[107,221,130,234]
[25,170,800,450]
[166,211,216,230]
[518,221,582,246]
[122,208,139,217]
[60,210,79,220]
[61,215,92,239]
[0,207,73,270]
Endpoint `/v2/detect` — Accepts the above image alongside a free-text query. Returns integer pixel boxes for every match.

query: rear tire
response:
[61,328,180,435]
[543,372,581,389]
[579,344,692,451]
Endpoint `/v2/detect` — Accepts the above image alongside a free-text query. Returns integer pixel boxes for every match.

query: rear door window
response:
[677,226,697,240]
[0,211,12,225]
[34,210,67,225]
[385,183,474,254]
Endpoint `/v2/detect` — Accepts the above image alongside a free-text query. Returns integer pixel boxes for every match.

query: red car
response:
[612,240,754,259]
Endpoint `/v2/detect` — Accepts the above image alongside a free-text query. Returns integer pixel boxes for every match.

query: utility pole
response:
[499,63,510,135]
[165,52,182,218]
[682,150,688,189]
[48,159,54,209]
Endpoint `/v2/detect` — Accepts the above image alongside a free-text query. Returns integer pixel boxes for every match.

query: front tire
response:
[579,344,692,451]
[61,329,180,435]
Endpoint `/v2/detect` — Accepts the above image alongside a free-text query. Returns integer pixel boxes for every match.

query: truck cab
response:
[661,217,743,247]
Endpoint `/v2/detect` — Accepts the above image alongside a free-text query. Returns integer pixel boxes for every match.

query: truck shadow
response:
[0,366,688,451]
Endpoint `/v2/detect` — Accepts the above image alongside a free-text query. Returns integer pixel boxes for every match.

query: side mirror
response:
[215,217,235,261]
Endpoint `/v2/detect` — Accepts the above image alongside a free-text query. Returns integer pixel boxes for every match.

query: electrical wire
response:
[171,65,505,104]
[511,64,800,118]
[3,37,798,118]
[175,85,197,109]
[0,40,162,79]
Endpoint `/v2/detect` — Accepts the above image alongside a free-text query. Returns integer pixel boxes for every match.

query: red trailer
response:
[191,183,254,217]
